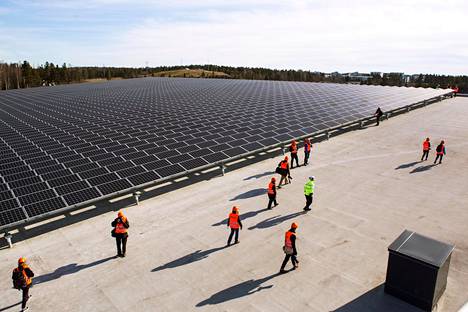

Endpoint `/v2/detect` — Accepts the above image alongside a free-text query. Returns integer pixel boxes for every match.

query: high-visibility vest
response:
[423,141,430,151]
[13,266,32,286]
[280,161,288,170]
[229,213,240,229]
[268,182,275,195]
[304,142,311,153]
[115,218,128,234]
[284,231,296,248]
[304,180,315,195]
[290,144,297,154]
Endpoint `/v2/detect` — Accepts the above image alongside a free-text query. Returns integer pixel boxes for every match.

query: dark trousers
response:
[116,236,127,255]
[267,194,277,209]
[434,154,444,164]
[290,153,299,168]
[21,285,30,309]
[421,150,429,161]
[227,228,239,245]
[281,254,298,270]
[304,151,310,165]
[376,116,381,126]
[304,194,313,210]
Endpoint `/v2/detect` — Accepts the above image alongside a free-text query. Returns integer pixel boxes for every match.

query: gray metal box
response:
[385,230,454,311]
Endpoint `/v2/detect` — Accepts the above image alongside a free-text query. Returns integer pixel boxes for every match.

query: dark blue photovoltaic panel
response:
[0,77,450,227]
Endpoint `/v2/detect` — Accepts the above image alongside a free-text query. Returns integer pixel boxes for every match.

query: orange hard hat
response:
[232,206,239,213]
[18,257,26,264]
[291,222,298,229]
[284,156,289,160]
[118,211,124,217]
[271,177,276,182]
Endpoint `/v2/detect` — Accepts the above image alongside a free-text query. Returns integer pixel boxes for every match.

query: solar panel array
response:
[0,78,450,228]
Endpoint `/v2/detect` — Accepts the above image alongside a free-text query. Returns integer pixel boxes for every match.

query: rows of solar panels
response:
[0,78,450,228]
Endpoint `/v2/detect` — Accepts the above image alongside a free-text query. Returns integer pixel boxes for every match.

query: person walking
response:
[374,107,383,126]
[277,156,291,188]
[12,257,34,311]
[227,206,243,246]
[289,140,299,168]
[112,211,129,257]
[267,177,278,209]
[434,140,446,164]
[421,138,431,161]
[303,138,312,166]
[280,223,299,273]
[303,176,315,211]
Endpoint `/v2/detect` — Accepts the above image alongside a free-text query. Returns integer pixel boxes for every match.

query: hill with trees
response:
[0,61,466,92]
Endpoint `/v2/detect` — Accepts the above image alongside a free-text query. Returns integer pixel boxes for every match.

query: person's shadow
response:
[196,272,281,307]
[410,164,436,174]
[152,246,227,272]
[230,188,267,201]
[244,171,275,181]
[248,211,306,230]
[34,256,116,284]
[395,161,420,170]
[212,208,270,227]
[0,302,21,312]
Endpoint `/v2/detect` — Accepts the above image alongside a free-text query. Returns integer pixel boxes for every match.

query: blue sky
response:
[0,0,467,75]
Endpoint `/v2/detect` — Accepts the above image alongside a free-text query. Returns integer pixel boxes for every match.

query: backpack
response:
[12,268,28,289]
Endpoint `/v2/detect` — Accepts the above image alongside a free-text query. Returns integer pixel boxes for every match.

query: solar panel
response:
[0,77,451,228]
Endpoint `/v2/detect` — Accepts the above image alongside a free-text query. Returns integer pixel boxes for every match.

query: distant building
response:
[343,72,372,82]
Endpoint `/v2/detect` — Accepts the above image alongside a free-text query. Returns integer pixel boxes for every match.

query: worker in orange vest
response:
[12,257,34,311]
[303,138,312,166]
[277,156,291,188]
[227,206,243,246]
[267,177,279,209]
[112,211,130,257]
[421,138,431,161]
[280,223,299,273]
[289,140,299,168]
[434,140,446,164]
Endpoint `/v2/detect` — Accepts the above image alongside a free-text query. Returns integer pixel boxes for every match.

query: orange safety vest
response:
[229,213,240,229]
[422,141,430,151]
[14,265,32,286]
[284,231,296,248]
[280,160,288,170]
[290,144,297,154]
[304,142,311,153]
[115,218,128,234]
[268,182,275,195]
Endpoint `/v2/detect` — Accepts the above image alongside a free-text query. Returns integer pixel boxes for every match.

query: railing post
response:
[423,100,427,107]
[282,145,285,155]
[221,163,226,176]
[407,106,411,112]
[133,191,141,205]
[359,120,364,128]
[326,130,330,140]
[4,232,13,248]
[386,112,390,120]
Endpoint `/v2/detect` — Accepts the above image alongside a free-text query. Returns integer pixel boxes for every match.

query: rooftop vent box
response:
[385,230,454,311]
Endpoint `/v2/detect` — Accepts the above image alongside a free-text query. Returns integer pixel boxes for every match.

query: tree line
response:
[0,61,466,92]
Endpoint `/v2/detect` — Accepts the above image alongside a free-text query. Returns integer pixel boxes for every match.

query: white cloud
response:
[3,0,468,74]
[100,0,467,74]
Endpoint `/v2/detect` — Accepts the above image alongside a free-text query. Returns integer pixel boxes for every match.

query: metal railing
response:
[0,91,454,233]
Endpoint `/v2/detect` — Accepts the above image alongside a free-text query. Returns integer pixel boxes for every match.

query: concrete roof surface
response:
[1,97,467,312]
